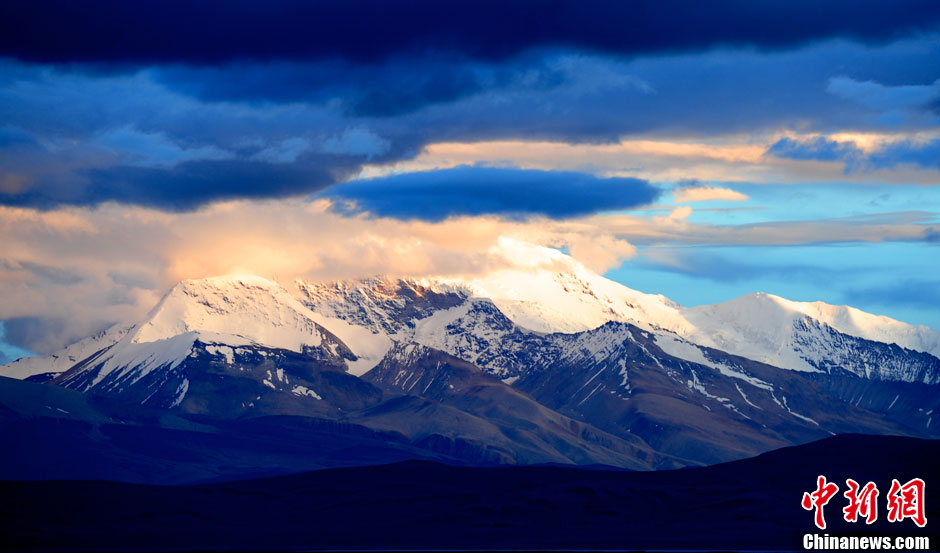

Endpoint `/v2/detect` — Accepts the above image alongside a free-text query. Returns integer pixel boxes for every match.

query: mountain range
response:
[2,238,939,482]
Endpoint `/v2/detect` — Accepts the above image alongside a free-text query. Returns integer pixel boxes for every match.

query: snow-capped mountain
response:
[683,292,940,376]
[8,238,938,384]
[2,238,939,469]
[429,238,696,336]
[54,275,357,408]
[359,292,939,463]
[133,274,334,351]
[295,238,940,383]
[0,323,130,381]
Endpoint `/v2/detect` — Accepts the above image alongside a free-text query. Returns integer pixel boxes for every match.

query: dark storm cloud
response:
[0,126,40,148]
[766,137,865,163]
[1,38,935,210]
[140,43,940,144]
[766,137,867,171]
[153,55,565,117]
[318,166,660,221]
[869,139,940,170]
[0,158,356,211]
[2,0,939,65]
[767,137,940,172]
[0,4,937,211]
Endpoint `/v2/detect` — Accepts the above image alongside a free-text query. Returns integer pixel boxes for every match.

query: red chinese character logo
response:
[843,479,879,524]
[887,478,927,527]
[802,475,840,529]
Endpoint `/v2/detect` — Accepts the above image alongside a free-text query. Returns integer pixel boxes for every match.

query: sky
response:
[0,0,939,358]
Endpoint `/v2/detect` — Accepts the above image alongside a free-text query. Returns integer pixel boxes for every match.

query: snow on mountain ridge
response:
[683,292,940,368]
[50,275,357,397]
[428,237,695,336]
[132,275,326,352]
[442,240,940,375]
[2,239,939,382]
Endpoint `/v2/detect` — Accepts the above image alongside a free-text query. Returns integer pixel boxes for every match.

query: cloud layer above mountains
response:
[0,2,938,356]
[0,2,938,210]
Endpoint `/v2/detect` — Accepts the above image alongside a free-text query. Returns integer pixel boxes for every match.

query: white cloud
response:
[1,197,935,353]
[672,185,748,203]
[0,201,636,352]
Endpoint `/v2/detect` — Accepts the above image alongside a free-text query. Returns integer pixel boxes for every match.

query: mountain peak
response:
[490,236,571,267]
[132,274,326,353]
[414,238,690,335]
[682,291,940,371]
[186,274,281,289]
